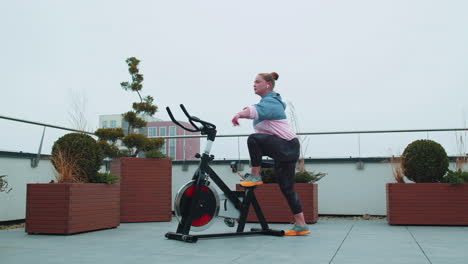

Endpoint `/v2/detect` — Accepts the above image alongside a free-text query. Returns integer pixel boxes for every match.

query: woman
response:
[231,72,310,236]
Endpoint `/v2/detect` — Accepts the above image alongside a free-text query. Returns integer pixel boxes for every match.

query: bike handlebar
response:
[166,104,216,133]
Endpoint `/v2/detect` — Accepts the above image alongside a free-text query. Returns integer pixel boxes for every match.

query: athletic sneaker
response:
[240,173,263,187]
[284,223,310,236]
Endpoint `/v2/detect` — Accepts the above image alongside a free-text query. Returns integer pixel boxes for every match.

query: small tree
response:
[68,89,89,132]
[96,57,164,157]
[95,128,125,158]
[120,57,157,134]
[287,101,327,183]
[287,102,309,172]
[443,133,468,184]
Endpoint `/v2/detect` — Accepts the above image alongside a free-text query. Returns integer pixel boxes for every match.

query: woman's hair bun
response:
[271,72,279,81]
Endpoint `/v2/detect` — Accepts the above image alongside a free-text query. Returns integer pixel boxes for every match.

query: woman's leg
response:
[247,133,298,168]
[276,159,310,235]
[247,135,308,234]
[272,138,309,230]
[293,213,307,226]
[247,134,264,176]
[249,135,304,220]
[275,161,303,218]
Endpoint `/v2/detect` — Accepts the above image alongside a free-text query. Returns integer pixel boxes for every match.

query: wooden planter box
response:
[26,183,120,235]
[235,183,318,224]
[386,183,468,225]
[111,157,172,222]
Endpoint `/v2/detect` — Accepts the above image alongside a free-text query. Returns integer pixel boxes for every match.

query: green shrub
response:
[443,170,468,185]
[295,171,327,183]
[145,149,168,158]
[97,140,120,158]
[89,172,119,184]
[463,171,468,182]
[144,138,165,152]
[122,133,147,157]
[52,133,104,183]
[401,139,449,183]
[260,168,326,183]
[118,149,132,157]
[95,128,124,143]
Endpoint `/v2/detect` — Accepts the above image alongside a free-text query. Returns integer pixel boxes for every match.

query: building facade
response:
[146,121,200,161]
[99,115,200,160]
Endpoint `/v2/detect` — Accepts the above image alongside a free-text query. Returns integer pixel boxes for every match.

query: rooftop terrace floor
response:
[1,218,467,264]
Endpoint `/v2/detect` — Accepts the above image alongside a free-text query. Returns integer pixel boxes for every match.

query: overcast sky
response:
[1,0,467,158]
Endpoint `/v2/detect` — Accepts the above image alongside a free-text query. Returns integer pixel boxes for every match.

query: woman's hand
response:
[232,107,250,126]
[232,114,241,126]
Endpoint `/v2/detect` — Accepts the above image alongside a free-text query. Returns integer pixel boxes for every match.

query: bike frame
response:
[165,104,283,242]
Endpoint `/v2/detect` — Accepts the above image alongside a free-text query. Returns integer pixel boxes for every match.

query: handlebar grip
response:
[166,106,199,132]
[180,104,200,131]
[181,104,216,129]
[166,107,176,123]
[166,104,217,132]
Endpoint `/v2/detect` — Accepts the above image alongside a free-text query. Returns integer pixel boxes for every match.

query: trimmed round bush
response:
[52,133,104,182]
[401,139,449,183]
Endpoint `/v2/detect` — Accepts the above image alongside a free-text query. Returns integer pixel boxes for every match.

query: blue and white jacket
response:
[246,92,297,141]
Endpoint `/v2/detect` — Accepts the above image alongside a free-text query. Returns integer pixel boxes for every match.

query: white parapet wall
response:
[0,153,55,222]
[312,160,394,215]
[0,152,459,222]
[171,158,458,216]
[171,158,397,216]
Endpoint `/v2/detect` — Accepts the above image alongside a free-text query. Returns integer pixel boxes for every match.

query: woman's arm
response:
[232,107,254,126]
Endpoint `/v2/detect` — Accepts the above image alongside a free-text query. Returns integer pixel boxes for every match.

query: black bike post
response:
[236,187,254,232]
[250,190,270,230]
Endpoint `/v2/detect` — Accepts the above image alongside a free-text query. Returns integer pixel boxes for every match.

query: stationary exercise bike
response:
[165,104,284,243]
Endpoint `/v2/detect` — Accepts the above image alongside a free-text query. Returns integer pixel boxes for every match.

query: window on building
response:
[102,120,107,128]
[148,127,157,137]
[110,120,117,128]
[159,127,167,154]
[169,126,176,159]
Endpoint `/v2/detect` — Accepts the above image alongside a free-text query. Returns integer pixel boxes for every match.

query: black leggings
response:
[247,133,302,214]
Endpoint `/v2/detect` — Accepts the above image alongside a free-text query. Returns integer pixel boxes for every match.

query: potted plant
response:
[444,169,468,185]
[386,139,468,225]
[97,57,171,223]
[236,164,325,224]
[26,133,120,235]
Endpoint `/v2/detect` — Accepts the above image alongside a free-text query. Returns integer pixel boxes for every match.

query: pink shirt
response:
[247,106,297,141]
